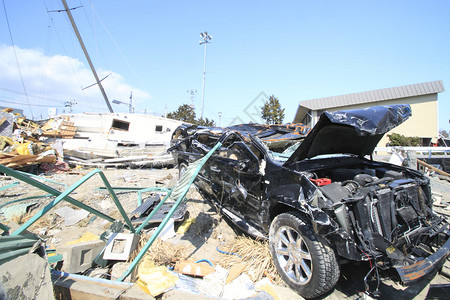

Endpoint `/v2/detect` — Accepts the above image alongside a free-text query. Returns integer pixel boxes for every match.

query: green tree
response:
[197,117,216,127]
[166,104,216,126]
[166,104,196,123]
[387,133,421,146]
[261,95,285,124]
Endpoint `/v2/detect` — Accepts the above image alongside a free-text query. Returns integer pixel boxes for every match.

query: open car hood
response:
[285,104,412,164]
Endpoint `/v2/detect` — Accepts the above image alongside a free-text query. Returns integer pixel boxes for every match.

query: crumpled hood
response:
[285,104,412,164]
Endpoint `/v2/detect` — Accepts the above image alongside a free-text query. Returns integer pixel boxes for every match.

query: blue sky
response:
[1,0,449,131]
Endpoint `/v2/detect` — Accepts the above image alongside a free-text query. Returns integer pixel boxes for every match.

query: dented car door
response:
[208,139,264,225]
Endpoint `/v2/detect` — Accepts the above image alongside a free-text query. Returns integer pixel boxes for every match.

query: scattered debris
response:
[222,273,256,299]
[103,233,140,261]
[58,239,105,273]
[132,238,192,267]
[137,257,178,297]
[418,159,450,178]
[226,263,246,284]
[0,108,184,169]
[174,260,215,278]
[217,237,282,284]
[0,252,54,299]
[110,262,136,282]
[425,283,450,299]
[0,200,38,221]
[0,126,448,300]
[39,118,76,139]
[54,206,89,226]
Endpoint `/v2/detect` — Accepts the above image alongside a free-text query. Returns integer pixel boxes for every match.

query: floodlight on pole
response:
[187,89,197,108]
[199,31,212,120]
[112,92,134,113]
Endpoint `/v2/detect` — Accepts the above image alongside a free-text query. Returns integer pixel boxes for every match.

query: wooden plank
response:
[0,154,56,167]
[0,155,33,164]
[418,159,450,177]
[226,263,246,284]
[36,155,57,163]
[4,155,37,163]
[5,157,39,167]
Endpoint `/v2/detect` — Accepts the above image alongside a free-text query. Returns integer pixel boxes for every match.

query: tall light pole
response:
[199,31,212,120]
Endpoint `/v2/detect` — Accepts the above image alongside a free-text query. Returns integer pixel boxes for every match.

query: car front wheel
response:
[178,162,188,179]
[269,211,340,298]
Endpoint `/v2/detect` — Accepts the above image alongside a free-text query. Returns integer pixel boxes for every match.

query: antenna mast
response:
[61,0,114,113]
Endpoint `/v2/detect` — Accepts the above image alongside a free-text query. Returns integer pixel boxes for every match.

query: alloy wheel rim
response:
[275,225,312,285]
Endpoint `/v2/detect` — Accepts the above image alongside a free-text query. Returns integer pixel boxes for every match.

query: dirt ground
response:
[0,165,449,299]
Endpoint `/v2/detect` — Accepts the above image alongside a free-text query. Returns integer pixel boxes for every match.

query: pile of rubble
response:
[0,108,73,172]
[0,166,289,299]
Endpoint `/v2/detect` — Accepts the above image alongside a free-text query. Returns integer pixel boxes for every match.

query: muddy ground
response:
[0,165,449,300]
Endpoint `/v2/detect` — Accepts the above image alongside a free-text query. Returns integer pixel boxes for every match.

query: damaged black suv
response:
[169,105,450,298]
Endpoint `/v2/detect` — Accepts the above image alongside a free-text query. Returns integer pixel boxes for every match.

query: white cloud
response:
[0,45,150,119]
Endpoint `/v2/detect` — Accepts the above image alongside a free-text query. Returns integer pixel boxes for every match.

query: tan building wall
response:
[295,81,443,149]
[316,94,438,147]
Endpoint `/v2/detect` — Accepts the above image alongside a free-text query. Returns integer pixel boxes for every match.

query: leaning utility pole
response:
[61,0,114,113]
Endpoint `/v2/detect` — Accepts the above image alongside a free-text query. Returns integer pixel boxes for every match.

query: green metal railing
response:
[0,140,222,282]
[0,166,134,235]
[117,141,221,281]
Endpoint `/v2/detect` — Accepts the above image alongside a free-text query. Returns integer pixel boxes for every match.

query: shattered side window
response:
[251,135,290,164]
[226,142,261,173]
[196,134,219,148]
[271,143,301,163]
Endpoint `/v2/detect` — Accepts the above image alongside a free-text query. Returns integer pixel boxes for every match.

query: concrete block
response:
[0,252,54,300]
[103,233,140,261]
[59,239,105,273]
[110,262,137,282]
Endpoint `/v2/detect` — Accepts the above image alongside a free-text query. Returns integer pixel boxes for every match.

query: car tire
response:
[269,211,340,298]
[178,162,188,179]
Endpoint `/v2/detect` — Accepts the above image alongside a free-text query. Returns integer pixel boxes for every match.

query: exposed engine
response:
[309,166,445,267]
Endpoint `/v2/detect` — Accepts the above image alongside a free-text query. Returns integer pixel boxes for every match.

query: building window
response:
[155,125,163,132]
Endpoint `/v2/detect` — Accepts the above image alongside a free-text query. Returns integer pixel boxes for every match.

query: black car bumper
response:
[395,234,450,284]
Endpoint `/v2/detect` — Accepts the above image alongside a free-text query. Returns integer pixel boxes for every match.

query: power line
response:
[0,86,63,103]
[2,0,34,119]
[0,98,59,108]
[60,0,114,113]
[43,0,96,112]
[87,0,148,92]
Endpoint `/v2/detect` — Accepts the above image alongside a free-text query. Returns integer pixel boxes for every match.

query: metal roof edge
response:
[298,80,444,110]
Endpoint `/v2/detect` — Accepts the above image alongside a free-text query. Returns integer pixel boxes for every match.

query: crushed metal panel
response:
[395,237,450,284]
[0,234,42,265]
[0,111,14,137]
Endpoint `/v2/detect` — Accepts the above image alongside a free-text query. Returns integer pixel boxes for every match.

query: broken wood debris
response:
[40,118,76,139]
[0,109,73,171]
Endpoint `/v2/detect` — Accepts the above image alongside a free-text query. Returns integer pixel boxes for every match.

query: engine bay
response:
[304,163,445,265]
